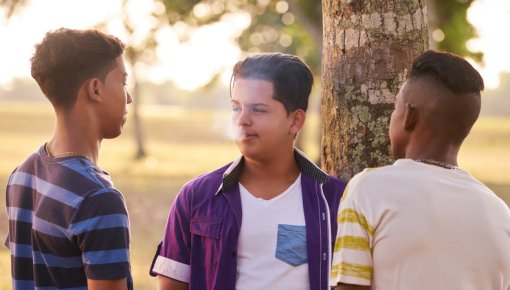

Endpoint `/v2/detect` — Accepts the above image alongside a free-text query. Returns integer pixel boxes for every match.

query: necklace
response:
[415,159,459,170]
[45,144,88,159]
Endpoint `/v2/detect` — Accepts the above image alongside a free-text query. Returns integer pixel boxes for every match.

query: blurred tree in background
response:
[0,0,486,85]
[157,0,483,75]
[105,0,166,158]
[0,0,27,18]
[0,0,485,91]
[157,0,322,73]
[0,0,485,159]
[428,0,483,61]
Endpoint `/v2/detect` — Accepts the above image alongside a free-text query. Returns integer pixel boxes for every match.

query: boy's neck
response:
[239,150,301,200]
[405,135,460,167]
[242,157,300,179]
[48,112,101,164]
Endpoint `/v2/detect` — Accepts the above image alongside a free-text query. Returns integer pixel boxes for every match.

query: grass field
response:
[0,101,509,289]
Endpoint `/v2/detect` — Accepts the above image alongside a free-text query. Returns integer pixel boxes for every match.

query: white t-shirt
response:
[236,174,310,290]
[330,159,510,290]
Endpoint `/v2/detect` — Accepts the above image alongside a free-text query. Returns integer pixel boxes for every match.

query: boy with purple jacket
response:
[151,53,346,290]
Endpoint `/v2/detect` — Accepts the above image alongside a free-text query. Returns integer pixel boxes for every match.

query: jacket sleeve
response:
[149,186,192,283]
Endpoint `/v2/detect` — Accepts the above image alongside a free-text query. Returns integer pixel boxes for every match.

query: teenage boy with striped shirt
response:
[5,28,133,290]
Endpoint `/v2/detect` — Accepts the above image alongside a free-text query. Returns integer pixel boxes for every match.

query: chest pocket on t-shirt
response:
[275,224,308,266]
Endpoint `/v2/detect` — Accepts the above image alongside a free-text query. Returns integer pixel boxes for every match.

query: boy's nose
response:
[236,109,251,126]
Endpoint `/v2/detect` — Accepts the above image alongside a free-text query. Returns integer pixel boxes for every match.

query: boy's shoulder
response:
[322,174,347,192]
[339,164,399,202]
[350,161,417,186]
[180,162,233,194]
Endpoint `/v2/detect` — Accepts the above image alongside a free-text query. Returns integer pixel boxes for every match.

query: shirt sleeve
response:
[330,173,374,287]
[71,188,131,280]
[149,187,191,283]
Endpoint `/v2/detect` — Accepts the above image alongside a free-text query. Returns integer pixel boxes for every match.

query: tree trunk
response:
[321,0,429,180]
[131,70,146,159]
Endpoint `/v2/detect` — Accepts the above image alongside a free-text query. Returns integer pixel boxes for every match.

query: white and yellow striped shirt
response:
[330,159,510,290]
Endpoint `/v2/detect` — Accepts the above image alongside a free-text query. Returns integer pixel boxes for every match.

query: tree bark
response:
[321,0,429,180]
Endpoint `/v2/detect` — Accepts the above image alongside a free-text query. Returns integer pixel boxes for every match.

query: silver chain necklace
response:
[415,159,459,170]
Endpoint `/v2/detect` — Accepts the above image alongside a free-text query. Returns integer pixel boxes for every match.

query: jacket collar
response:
[216,148,329,195]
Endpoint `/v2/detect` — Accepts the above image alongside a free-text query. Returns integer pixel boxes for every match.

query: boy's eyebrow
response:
[250,103,270,108]
[231,100,270,107]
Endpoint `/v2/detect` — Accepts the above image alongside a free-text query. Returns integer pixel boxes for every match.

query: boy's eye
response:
[232,107,241,112]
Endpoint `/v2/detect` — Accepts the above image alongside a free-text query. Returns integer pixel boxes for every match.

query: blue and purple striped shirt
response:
[5,144,132,290]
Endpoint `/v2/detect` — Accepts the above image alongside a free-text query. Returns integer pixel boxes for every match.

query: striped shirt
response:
[5,145,132,290]
[330,159,510,289]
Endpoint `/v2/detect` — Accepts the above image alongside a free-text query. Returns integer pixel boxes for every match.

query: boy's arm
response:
[330,174,374,288]
[73,189,131,286]
[158,275,188,290]
[150,187,192,283]
[88,278,128,290]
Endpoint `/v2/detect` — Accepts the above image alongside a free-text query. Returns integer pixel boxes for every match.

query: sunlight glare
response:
[468,0,510,89]
[3,0,508,91]
[0,1,249,91]
[150,12,250,90]
[0,0,120,85]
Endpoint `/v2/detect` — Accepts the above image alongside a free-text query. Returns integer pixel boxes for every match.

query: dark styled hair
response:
[409,50,484,144]
[409,50,484,95]
[31,28,125,110]
[231,53,314,114]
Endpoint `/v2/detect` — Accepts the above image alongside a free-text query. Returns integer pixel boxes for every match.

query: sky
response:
[467,0,510,89]
[0,0,250,90]
[0,0,509,90]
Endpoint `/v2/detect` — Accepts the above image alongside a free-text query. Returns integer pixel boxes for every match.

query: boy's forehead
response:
[117,56,127,73]
[232,79,274,95]
[233,77,273,87]
[110,57,128,78]
[230,79,287,109]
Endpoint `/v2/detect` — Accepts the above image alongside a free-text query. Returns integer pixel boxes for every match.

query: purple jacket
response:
[150,150,346,289]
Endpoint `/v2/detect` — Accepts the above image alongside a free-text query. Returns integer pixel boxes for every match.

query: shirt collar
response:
[216,148,329,195]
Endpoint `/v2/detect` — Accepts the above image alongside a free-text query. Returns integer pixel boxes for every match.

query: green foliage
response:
[158,0,322,73]
[2,0,485,72]
[433,0,483,61]
[158,0,486,73]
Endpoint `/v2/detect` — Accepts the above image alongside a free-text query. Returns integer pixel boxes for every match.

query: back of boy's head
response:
[31,28,125,110]
[407,50,484,144]
[232,53,314,114]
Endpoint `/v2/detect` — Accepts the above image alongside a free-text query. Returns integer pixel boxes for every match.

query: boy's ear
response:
[86,78,103,103]
[404,103,417,131]
[289,109,306,134]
